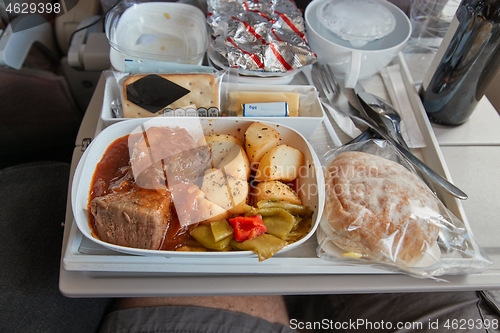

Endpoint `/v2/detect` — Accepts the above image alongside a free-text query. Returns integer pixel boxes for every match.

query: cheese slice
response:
[228,91,300,117]
[122,73,219,118]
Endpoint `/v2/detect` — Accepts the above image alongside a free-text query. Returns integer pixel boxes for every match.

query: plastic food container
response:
[105,1,208,71]
[100,74,325,139]
[72,118,325,258]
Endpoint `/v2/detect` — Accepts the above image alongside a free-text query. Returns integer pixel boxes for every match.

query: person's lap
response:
[327,291,500,332]
[98,304,294,333]
[98,291,500,333]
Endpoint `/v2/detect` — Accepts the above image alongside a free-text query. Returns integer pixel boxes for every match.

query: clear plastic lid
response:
[105,1,208,66]
[317,0,396,47]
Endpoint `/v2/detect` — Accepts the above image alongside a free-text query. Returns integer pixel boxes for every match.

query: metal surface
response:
[355,87,411,151]
[357,92,410,149]
[355,89,440,196]
[346,129,378,144]
[313,63,468,200]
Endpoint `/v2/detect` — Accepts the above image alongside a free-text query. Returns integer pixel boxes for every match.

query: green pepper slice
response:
[190,224,232,251]
[231,234,287,261]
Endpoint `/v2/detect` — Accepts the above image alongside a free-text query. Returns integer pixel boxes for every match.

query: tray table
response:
[59,55,499,296]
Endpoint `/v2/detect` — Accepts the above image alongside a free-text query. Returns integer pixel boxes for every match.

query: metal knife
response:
[312,64,467,199]
[353,84,464,199]
[355,86,410,151]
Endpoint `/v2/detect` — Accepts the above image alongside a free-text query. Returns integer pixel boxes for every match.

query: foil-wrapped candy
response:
[208,0,317,73]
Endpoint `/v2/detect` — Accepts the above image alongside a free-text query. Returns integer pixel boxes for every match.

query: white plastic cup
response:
[410,0,460,41]
[105,2,208,72]
[403,0,460,76]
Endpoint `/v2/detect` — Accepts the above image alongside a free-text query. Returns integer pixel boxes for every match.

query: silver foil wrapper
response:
[208,0,317,73]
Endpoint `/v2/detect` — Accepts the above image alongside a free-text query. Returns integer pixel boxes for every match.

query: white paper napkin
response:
[320,98,362,141]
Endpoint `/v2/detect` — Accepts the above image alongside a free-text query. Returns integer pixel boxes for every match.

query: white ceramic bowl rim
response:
[72,118,325,257]
[305,0,411,52]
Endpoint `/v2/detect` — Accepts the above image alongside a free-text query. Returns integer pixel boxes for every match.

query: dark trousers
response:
[0,162,112,333]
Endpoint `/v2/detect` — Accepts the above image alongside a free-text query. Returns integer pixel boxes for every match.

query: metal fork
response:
[313,63,467,200]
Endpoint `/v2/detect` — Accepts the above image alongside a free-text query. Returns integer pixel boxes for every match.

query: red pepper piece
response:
[229,215,267,242]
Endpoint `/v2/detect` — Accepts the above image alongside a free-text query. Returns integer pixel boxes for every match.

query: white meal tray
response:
[62,54,471,275]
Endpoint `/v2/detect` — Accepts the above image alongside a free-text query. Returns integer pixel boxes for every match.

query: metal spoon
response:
[356,91,410,151]
[356,90,443,196]
[312,63,467,199]
[110,99,122,118]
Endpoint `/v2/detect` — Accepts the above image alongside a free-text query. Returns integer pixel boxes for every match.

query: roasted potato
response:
[171,181,231,225]
[219,145,251,180]
[244,122,280,165]
[253,180,302,205]
[202,133,244,147]
[254,144,305,182]
[197,197,230,223]
[202,134,244,166]
[201,168,250,214]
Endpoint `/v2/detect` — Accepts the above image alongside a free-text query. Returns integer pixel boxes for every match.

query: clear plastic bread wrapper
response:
[103,68,235,118]
[316,139,491,280]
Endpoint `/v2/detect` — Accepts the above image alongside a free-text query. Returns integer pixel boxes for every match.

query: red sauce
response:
[88,127,307,252]
[160,214,192,251]
[88,133,193,251]
[89,135,130,202]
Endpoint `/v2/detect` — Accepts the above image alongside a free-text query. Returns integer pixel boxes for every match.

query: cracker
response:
[121,73,219,118]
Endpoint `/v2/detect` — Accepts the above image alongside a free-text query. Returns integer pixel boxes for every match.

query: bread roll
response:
[324,151,440,266]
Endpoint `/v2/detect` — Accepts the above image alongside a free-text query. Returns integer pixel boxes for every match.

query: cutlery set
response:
[311,63,468,200]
